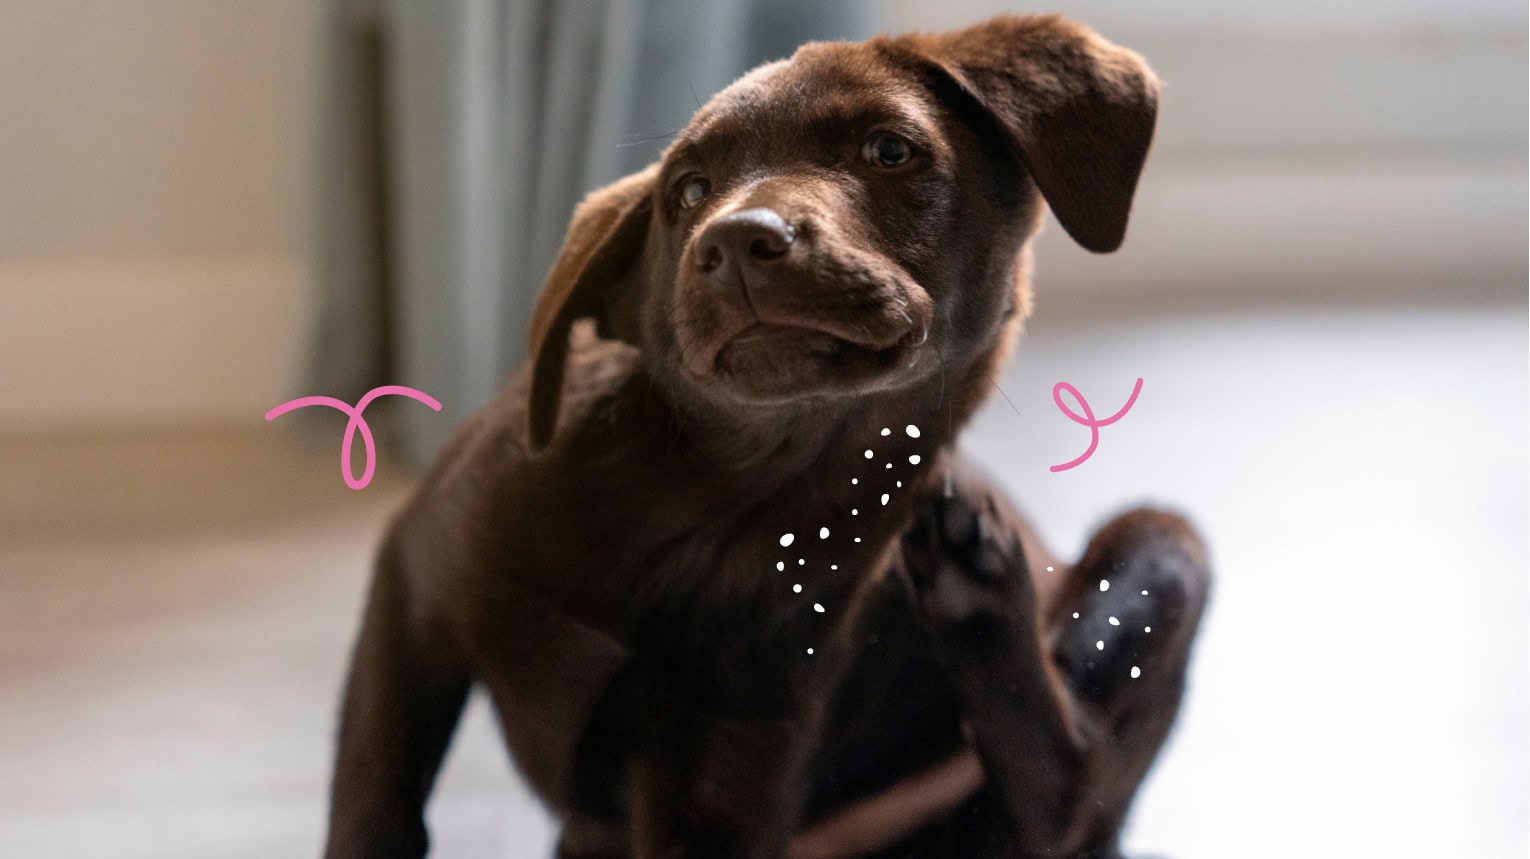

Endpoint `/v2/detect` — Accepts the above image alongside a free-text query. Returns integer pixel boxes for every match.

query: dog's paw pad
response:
[902,487,1026,624]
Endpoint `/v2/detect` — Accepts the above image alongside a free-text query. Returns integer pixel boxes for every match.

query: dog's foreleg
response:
[626,706,805,859]
[902,471,1092,856]
[903,463,1211,858]
[325,547,470,859]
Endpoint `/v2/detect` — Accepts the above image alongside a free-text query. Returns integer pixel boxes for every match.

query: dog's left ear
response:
[526,164,657,450]
[889,15,1160,253]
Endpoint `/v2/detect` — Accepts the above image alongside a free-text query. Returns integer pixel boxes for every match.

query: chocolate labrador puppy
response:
[325,14,1209,859]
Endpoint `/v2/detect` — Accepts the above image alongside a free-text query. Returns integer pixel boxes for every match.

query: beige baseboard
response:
[0,255,311,431]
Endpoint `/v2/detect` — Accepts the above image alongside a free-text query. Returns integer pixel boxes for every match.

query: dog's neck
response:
[643,343,1006,505]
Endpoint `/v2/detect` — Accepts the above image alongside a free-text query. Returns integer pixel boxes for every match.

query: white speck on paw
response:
[830,564,838,570]
[1144,626,1152,633]
[1072,611,1080,619]
[1096,640,1105,651]
[1142,589,1149,596]
[1130,666,1142,679]
[854,537,862,543]
[807,647,815,655]
[819,527,829,539]
[908,454,921,465]
[1108,616,1120,626]
[798,558,805,566]
[1045,566,1054,572]
[864,449,874,459]
[896,481,902,488]
[780,533,795,547]
[851,508,858,515]
[885,463,892,469]
[793,584,802,593]
[880,493,890,506]
[905,425,920,438]
[880,427,891,436]
[851,478,858,485]
[1099,579,1110,592]
[776,561,784,571]
[813,603,825,613]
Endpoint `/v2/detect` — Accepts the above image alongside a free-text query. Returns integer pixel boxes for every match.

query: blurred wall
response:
[879,0,1528,311]
[0,1,318,430]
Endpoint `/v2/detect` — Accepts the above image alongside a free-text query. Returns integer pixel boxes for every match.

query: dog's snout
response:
[694,208,794,289]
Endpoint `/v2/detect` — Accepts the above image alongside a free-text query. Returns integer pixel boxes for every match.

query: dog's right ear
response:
[526,164,657,450]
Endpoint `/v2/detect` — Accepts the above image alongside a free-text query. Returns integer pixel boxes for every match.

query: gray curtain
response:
[312,0,870,464]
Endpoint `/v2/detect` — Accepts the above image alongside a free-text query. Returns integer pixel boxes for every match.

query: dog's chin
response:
[705,323,922,405]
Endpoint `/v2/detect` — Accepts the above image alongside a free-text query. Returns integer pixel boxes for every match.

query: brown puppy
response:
[325,15,1210,859]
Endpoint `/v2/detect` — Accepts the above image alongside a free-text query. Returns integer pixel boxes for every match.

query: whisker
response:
[932,337,949,410]
[618,129,684,148]
[982,370,1023,419]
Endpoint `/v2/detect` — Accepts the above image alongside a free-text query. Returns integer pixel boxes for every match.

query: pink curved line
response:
[356,385,443,413]
[339,410,376,490]
[1051,384,1100,473]
[264,385,442,489]
[264,395,351,422]
[1050,378,1143,473]
[1053,382,1098,426]
[1094,377,1143,427]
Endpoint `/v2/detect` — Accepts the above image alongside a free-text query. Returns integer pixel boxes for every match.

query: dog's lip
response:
[720,322,856,366]
[712,317,928,383]
[725,313,917,353]
[728,322,818,345]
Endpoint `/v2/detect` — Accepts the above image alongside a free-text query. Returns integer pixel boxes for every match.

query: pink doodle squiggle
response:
[265,386,442,489]
[1050,378,1143,473]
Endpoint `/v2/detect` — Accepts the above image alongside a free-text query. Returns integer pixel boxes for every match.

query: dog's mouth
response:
[723,320,919,360]
[671,241,936,403]
[729,322,864,357]
[706,315,929,402]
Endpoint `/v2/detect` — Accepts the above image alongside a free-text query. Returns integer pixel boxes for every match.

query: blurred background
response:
[0,1,1524,857]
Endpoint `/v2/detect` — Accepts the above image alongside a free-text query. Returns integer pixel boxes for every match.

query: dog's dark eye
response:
[678,175,711,209]
[862,133,912,168]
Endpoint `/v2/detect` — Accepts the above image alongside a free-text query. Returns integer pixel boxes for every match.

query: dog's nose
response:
[694,208,794,291]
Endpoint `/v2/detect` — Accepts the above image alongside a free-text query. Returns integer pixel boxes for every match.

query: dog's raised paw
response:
[901,484,1028,626]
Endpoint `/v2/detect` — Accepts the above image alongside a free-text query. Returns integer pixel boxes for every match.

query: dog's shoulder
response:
[387,322,644,572]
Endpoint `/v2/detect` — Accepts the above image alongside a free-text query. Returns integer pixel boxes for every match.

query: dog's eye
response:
[678,175,711,209]
[862,133,912,168]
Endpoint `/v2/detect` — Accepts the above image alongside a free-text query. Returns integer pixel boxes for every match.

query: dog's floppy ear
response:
[892,15,1159,253]
[526,164,657,450]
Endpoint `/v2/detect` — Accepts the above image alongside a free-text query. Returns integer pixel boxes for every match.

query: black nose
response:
[695,208,794,293]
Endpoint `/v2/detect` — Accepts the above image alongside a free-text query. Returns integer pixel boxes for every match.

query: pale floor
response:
[0,304,1524,858]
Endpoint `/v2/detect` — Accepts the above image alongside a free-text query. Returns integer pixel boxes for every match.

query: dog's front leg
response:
[623,672,811,859]
[325,546,471,859]
[900,464,1093,857]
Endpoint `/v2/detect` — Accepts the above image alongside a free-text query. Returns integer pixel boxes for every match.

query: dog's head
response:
[527,15,1159,448]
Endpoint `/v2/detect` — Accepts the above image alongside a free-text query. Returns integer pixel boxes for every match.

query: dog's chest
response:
[802,572,968,823]
[615,513,896,713]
